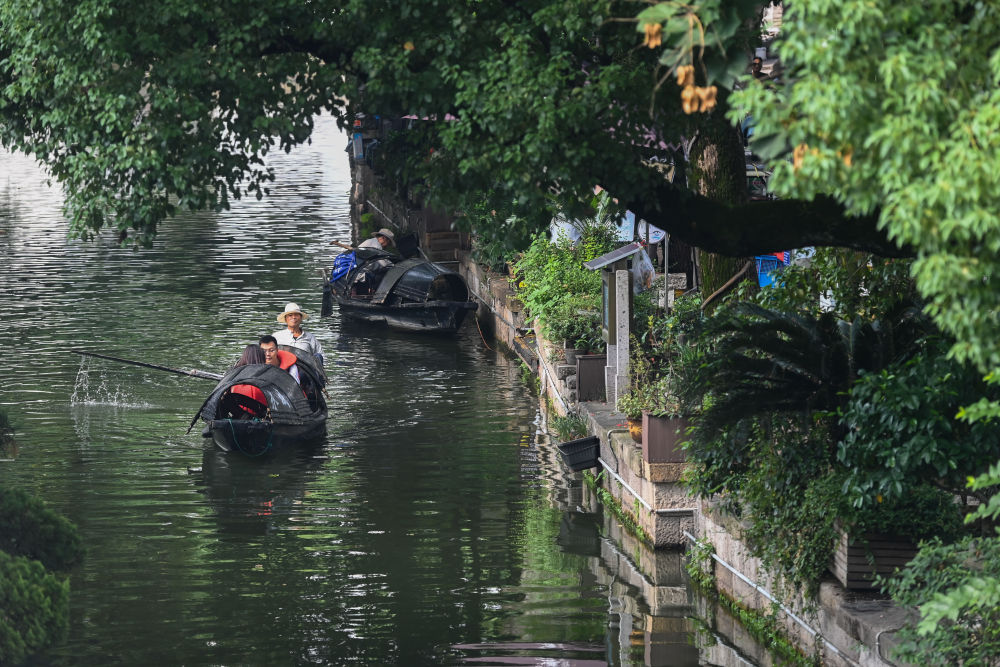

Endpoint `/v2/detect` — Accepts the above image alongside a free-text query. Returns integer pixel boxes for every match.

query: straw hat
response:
[373,228,395,241]
[277,302,308,322]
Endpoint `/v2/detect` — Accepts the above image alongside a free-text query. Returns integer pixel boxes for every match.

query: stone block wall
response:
[696,502,914,667]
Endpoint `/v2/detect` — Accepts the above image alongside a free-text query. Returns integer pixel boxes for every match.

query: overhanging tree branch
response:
[606,164,911,258]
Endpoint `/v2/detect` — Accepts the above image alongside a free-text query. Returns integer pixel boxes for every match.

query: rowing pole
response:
[71,350,223,381]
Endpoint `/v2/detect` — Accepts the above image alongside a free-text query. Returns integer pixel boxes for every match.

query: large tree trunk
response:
[686,109,753,300]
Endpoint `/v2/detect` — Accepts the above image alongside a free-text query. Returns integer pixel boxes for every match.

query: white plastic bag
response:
[631,247,655,295]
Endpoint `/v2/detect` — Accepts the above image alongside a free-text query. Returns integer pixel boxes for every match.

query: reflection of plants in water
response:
[518,361,540,395]
[0,407,15,456]
[685,538,819,666]
[582,470,652,545]
[0,407,13,442]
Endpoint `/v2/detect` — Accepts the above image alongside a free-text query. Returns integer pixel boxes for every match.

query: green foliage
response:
[542,294,603,353]
[466,192,524,272]
[0,487,82,664]
[357,212,376,240]
[684,296,972,594]
[706,422,845,595]
[512,207,618,350]
[0,551,71,666]
[684,537,717,591]
[614,388,646,421]
[582,471,652,545]
[839,348,1000,509]
[730,0,1000,419]
[685,539,819,667]
[637,1,757,86]
[0,0,347,244]
[881,532,1000,666]
[616,344,687,420]
[879,462,1000,664]
[0,488,84,573]
[519,361,540,395]
[750,248,915,322]
[616,295,707,419]
[966,460,1000,525]
[695,301,930,441]
[550,410,589,441]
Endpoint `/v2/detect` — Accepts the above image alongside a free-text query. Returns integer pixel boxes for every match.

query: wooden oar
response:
[71,350,223,381]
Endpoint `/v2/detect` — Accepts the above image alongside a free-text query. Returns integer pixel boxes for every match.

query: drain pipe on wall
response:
[537,355,571,415]
[598,458,697,516]
[682,530,858,667]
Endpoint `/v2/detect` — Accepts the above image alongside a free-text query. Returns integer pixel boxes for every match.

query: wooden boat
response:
[323,244,478,334]
[189,347,327,455]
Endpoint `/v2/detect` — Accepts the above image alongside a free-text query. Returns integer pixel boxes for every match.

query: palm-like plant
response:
[696,301,930,440]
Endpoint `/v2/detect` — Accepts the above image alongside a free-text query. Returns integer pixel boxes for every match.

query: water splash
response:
[71,356,150,408]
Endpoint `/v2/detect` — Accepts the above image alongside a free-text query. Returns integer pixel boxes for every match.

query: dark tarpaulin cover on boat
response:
[192,364,318,427]
[371,258,468,305]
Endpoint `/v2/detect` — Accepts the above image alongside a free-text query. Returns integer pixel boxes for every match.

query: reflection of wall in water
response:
[574,482,772,666]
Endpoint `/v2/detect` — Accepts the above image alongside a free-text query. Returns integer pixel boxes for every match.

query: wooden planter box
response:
[830,527,919,590]
[641,413,688,463]
[576,354,606,402]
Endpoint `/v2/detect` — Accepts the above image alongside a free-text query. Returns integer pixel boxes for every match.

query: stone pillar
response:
[613,269,630,405]
[605,342,617,405]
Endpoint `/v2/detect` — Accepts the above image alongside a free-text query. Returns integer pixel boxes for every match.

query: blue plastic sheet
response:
[330,252,356,281]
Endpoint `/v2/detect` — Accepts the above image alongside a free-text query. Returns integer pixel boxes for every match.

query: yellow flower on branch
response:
[403,41,415,51]
[697,86,717,112]
[680,85,698,114]
[676,65,694,87]
[643,22,662,49]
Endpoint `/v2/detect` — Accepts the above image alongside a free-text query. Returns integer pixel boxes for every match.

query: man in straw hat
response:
[358,228,395,251]
[271,302,324,367]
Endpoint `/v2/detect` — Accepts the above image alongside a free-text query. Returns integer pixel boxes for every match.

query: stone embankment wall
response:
[346,143,911,666]
[456,248,911,667]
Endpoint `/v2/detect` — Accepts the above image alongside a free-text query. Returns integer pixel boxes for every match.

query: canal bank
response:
[458,252,914,667]
[344,120,914,665]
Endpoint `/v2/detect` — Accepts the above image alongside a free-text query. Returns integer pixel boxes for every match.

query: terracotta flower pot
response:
[627,418,643,443]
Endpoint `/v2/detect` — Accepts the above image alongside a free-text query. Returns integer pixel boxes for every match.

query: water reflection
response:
[0,116,770,665]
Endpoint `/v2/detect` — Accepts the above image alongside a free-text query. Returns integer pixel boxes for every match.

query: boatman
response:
[272,302,324,367]
[259,335,301,384]
[358,227,394,251]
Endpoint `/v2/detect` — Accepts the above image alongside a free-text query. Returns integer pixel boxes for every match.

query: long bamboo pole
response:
[71,350,223,381]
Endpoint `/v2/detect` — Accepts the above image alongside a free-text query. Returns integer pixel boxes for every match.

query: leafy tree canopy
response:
[726,1,1000,383]
[1,0,900,256]
[6,0,998,386]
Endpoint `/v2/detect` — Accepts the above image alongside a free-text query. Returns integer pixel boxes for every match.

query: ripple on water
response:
[0,116,736,666]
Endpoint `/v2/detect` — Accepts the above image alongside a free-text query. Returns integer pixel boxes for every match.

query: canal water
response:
[0,116,766,665]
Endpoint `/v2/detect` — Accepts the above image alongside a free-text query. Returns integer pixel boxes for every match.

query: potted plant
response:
[615,389,646,443]
[544,296,602,362]
[641,375,689,463]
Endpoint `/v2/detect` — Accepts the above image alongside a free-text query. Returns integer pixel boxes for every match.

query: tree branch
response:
[609,164,912,258]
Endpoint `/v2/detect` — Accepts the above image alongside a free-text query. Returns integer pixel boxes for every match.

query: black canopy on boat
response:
[370,258,469,304]
[188,346,326,431]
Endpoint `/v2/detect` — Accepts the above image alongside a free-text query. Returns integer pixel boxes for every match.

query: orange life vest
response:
[231,384,266,405]
[230,384,267,416]
[276,349,298,370]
